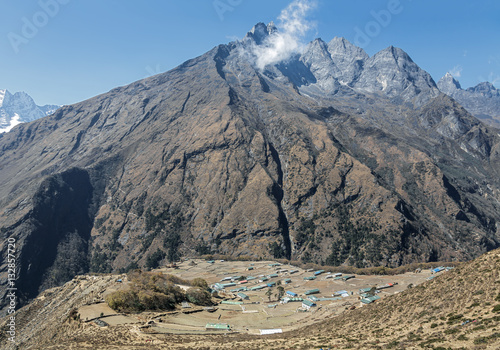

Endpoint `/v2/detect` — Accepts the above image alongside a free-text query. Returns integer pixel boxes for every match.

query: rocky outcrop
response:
[353,46,440,106]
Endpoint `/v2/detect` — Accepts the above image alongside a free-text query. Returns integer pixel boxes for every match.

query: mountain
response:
[437,73,500,128]
[0,89,59,133]
[1,22,500,312]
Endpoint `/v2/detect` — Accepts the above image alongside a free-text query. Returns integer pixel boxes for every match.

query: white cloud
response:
[476,72,499,87]
[226,35,240,42]
[487,55,500,65]
[248,0,316,70]
[449,65,462,78]
[487,72,500,85]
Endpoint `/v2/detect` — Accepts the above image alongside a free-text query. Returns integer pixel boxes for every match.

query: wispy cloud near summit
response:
[449,65,463,78]
[248,0,316,70]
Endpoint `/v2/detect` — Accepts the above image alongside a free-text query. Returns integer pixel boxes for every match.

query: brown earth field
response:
[1,250,500,349]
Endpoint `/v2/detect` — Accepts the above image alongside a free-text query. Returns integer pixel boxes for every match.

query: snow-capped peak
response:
[0,89,60,133]
[437,73,462,93]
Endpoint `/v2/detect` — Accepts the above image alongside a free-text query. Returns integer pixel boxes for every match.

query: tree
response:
[195,242,211,255]
[265,288,273,302]
[145,249,166,270]
[186,288,213,306]
[269,242,286,258]
[191,278,209,290]
[277,286,285,300]
[164,231,182,262]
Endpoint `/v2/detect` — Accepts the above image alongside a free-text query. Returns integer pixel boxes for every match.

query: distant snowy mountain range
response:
[0,89,60,133]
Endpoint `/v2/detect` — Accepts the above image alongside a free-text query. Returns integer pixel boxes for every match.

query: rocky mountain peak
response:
[0,89,59,133]
[297,37,340,89]
[437,74,500,127]
[266,21,278,34]
[467,81,499,96]
[327,36,369,62]
[375,45,413,64]
[303,37,330,57]
[352,45,438,104]
[282,37,439,104]
[437,72,462,94]
[244,21,278,45]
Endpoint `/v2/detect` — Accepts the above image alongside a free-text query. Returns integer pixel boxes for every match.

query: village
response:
[76,259,446,336]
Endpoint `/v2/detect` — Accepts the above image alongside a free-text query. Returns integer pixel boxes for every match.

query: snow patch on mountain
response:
[0,113,22,133]
[0,89,6,107]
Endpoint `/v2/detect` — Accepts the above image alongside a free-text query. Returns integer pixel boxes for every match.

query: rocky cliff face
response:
[437,73,500,128]
[295,37,439,107]
[1,23,500,311]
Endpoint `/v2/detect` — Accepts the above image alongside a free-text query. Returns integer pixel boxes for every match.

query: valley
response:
[0,258,442,349]
[1,249,499,349]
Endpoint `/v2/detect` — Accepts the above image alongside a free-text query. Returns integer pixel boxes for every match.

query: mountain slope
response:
[0,89,59,133]
[2,249,498,350]
[0,23,500,312]
[437,73,500,128]
[306,247,500,349]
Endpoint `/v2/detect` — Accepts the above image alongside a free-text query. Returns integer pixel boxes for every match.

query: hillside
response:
[1,249,498,349]
[1,22,500,312]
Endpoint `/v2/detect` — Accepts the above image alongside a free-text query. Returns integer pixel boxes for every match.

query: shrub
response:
[444,328,459,334]
[107,271,214,312]
[68,308,79,321]
[106,290,141,312]
[106,271,189,312]
[137,290,175,310]
[106,289,178,312]
[191,277,209,290]
[447,314,464,324]
[186,288,213,306]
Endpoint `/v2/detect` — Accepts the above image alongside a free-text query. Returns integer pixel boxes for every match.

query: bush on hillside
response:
[191,277,209,290]
[186,287,213,306]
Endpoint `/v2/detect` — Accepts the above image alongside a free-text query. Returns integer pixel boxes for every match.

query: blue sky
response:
[1,0,499,106]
